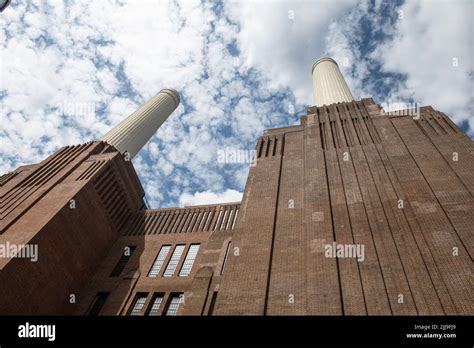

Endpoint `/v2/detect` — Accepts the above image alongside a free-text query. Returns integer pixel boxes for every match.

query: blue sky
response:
[1,0,472,208]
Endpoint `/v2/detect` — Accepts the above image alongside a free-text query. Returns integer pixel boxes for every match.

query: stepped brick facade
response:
[0,98,472,315]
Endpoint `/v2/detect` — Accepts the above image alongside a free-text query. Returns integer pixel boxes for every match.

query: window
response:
[179,244,200,277]
[88,292,110,316]
[146,293,164,316]
[208,291,218,316]
[220,241,232,275]
[163,245,185,277]
[232,209,239,229]
[213,210,223,230]
[110,246,136,277]
[165,293,183,316]
[129,293,148,316]
[219,210,228,230]
[148,245,171,277]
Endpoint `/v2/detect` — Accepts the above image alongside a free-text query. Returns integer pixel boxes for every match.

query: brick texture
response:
[1,99,472,315]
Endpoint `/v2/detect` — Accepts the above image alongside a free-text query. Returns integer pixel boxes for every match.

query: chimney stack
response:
[101,88,180,159]
[311,57,354,107]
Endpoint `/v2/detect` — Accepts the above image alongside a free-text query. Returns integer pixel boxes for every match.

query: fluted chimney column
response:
[311,57,354,107]
[101,88,180,159]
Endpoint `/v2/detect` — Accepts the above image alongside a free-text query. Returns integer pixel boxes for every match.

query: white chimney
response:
[311,57,354,107]
[101,88,180,159]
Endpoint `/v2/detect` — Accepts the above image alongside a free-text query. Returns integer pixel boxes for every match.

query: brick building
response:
[0,58,472,315]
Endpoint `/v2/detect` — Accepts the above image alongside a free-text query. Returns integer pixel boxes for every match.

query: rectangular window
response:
[129,293,148,316]
[163,245,185,277]
[110,246,136,277]
[220,241,232,275]
[146,293,164,316]
[232,209,239,229]
[88,292,110,316]
[148,245,171,277]
[219,210,228,230]
[165,293,183,316]
[213,210,223,230]
[208,291,218,316]
[179,244,200,277]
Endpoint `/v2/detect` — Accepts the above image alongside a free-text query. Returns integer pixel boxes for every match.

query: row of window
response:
[88,292,183,316]
[148,244,200,278]
[129,293,183,316]
[125,206,240,236]
[128,291,220,316]
[147,241,231,277]
[109,244,201,278]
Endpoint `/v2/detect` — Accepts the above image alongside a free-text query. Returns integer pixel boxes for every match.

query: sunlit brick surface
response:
[215,99,473,315]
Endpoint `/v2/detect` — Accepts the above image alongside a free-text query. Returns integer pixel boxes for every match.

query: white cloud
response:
[224,0,357,106]
[371,0,473,133]
[1,0,471,209]
[326,0,473,136]
[179,189,243,207]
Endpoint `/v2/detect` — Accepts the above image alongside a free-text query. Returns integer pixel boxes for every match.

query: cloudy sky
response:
[1,0,472,208]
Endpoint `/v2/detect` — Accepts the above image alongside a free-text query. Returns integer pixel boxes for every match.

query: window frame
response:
[163,245,186,277]
[179,244,200,277]
[148,245,171,277]
[128,293,148,316]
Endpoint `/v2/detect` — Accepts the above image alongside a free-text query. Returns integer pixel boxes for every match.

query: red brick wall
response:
[215,99,473,315]
[0,142,144,314]
[1,99,472,316]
